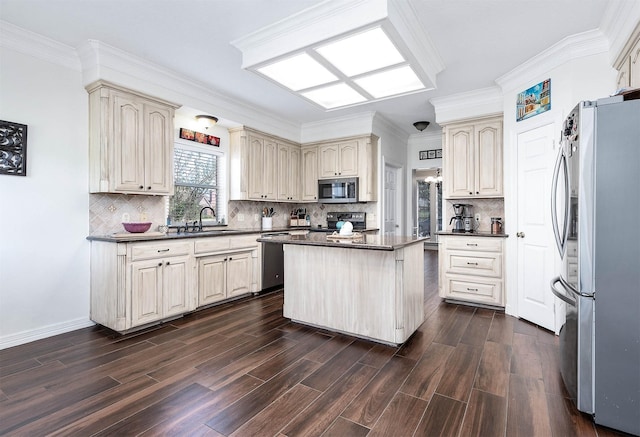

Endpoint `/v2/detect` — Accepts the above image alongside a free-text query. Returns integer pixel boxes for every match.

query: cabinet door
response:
[198,255,227,306]
[277,144,291,201]
[475,121,503,196]
[318,144,339,178]
[338,142,358,176]
[289,146,301,202]
[144,102,173,194]
[163,255,191,317]
[226,252,252,297]
[301,147,318,201]
[112,93,145,193]
[247,135,265,199]
[263,139,278,200]
[131,259,163,327]
[445,125,475,197]
[617,57,631,90]
[630,37,640,88]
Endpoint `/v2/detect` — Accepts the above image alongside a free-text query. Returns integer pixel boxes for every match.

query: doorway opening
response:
[413,168,442,248]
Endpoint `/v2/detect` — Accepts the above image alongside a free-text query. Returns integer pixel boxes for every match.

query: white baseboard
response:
[0,318,96,350]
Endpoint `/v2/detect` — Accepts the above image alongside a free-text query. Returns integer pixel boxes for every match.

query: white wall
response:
[0,47,92,348]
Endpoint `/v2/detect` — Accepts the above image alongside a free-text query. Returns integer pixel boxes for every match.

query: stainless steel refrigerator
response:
[551,96,640,435]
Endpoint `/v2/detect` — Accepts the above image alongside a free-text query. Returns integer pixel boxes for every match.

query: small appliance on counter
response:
[463,204,475,232]
[491,217,503,234]
[450,203,467,233]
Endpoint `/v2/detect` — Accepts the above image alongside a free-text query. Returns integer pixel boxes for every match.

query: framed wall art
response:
[0,120,28,176]
[516,78,551,121]
[419,149,442,160]
[180,127,220,146]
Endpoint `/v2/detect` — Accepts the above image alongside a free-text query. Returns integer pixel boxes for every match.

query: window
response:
[168,142,224,225]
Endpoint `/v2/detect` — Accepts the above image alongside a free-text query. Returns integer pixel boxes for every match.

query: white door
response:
[516,124,557,331]
[384,163,401,237]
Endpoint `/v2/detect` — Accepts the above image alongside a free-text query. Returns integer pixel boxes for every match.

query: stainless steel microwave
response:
[318,177,359,203]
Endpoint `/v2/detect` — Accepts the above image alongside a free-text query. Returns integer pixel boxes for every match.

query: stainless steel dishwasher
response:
[261,233,285,291]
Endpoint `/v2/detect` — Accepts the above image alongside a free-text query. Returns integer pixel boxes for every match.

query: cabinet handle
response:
[466,243,478,247]
[157,249,170,252]
[467,288,479,291]
[466,262,478,265]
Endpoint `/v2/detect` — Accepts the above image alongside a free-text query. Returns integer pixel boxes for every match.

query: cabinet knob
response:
[158,262,162,266]
[469,191,473,195]
[166,261,170,265]
[517,232,525,238]
[229,257,233,261]
[140,185,144,189]
[148,186,152,190]
[476,191,479,194]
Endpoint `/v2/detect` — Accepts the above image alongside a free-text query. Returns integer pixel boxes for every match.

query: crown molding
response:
[496,29,608,93]
[430,86,503,124]
[373,111,408,143]
[300,111,376,143]
[601,0,640,65]
[76,39,302,142]
[0,20,81,71]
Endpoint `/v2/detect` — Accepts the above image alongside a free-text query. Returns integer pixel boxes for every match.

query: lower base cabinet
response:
[198,251,253,306]
[438,235,505,307]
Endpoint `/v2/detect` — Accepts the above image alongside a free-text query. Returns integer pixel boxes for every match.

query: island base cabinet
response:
[283,243,424,345]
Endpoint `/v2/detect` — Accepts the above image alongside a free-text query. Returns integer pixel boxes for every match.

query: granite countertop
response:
[437,231,509,238]
[86,226,295,243]
[257,232,428,251]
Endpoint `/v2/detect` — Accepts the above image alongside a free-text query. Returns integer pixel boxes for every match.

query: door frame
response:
[382,158,404,237]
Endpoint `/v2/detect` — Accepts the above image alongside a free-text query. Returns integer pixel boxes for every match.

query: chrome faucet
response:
[199,207,216,231]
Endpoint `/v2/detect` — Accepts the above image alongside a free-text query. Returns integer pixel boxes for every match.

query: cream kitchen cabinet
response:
[277,143,301,202]
[438,235,505,307]
[301,146,318,201]
[229,127,296,202]
[194,234,260,306]
[308,135,378,202]
[615,24,640,90]
[443,116,503,198]
[90,240,195,332]
[318,141,358,178]
[198,251,253,306]
[86,80,179,195]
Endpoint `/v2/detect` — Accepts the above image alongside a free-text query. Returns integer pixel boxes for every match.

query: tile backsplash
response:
[89,194,165,235]
[227,200,378,230]
[444,198,504,232]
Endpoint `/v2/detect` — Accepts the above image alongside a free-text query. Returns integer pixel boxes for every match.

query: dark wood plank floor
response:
[0,250,629,436]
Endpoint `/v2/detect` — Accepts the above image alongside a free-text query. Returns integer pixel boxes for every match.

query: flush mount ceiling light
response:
[231,0,444,110]
[413,121,430,131]
[195,114,218,129]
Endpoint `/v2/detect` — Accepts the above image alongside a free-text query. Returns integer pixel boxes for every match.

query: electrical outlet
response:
[122,213,130,222]
[474,213,481,223]
[238,213,245,222]
[254,214,259,221]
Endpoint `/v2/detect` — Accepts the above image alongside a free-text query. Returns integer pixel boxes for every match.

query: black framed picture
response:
[0,120,28,176]
[419,149,442,160]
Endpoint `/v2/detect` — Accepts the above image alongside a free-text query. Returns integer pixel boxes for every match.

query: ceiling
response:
[0,0,621,136]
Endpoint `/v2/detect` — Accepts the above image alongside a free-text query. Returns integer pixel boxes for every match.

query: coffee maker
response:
[463,204,475,233]
[450,203,466,233]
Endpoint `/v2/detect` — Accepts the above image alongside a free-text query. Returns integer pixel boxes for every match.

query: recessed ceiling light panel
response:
[257,53,338,91]
[301,83,367,109]
[354,65,425,98]
[316,27,404,77]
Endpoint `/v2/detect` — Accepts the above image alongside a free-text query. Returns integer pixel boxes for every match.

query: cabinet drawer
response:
[229,234,259,249]
[443,237,503,253]
[194,237,230,254]
[444,252,502,277]
[444,275,503,306]
[129,241,192,261]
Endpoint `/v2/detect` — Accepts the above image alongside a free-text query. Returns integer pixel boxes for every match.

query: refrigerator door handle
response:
[551,276,576,306]
[551,148,569,257]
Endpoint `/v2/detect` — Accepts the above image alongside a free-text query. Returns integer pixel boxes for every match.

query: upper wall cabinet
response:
[86,81,180,195]
[443,115,503,199]
[229,127,299,202]
[615,24,640,90]
[306,134,378,202]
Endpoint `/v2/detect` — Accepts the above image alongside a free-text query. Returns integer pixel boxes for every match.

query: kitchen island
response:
[257,232,427,345]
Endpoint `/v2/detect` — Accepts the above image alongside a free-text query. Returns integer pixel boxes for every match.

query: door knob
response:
[517,232,525,238]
